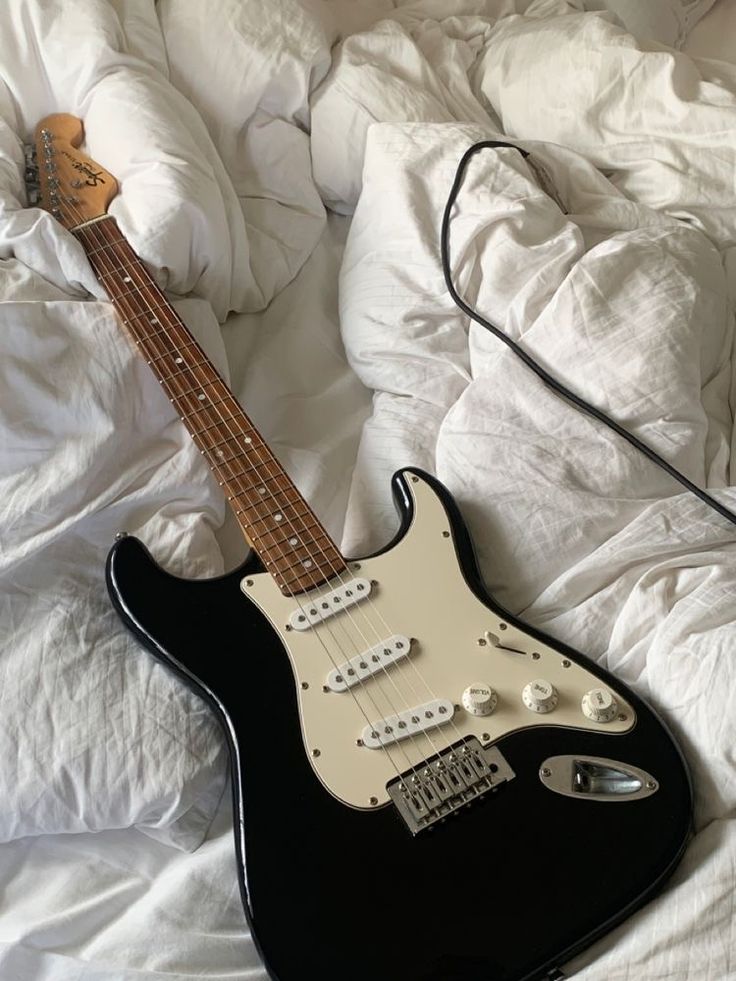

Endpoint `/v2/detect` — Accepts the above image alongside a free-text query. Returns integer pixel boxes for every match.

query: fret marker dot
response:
[244,436,252,444]
[150,317,159,324]
[303,559,313,569]
[217,450,225,458]
[175,357,183,365]
[259,487,266,495]
[274,513,283,522]
[123,276,132,283]
[198,393,206,401]
[289,537,298,546]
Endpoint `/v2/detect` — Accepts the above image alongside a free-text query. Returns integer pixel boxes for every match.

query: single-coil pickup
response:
[326,635,412,692]
[288,578,372,631]
[362,699,455,749]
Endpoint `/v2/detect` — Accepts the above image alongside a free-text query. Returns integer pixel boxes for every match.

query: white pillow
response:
[582,0,718,48]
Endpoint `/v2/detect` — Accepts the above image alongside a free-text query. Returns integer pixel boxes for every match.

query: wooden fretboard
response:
[75,215,347,595]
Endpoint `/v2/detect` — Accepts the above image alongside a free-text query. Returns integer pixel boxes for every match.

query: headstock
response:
[28,113,118,230]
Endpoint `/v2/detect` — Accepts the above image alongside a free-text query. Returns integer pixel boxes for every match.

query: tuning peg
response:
[24,167,38,184]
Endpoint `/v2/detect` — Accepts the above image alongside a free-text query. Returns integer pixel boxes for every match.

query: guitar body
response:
[25,117,691,981]
[107,468,692,981]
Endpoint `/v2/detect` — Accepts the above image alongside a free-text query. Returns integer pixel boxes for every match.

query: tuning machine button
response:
[522,678,558,714]
[581,688,618,723]
[462,683,497,717]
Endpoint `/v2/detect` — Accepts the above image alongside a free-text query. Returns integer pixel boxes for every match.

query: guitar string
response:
[55,154,477,790]
[73,206,480,775]
[53,148,499,806]
[64,203,433,785]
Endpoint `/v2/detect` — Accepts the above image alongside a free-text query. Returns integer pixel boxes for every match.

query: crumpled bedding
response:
[1,0,735,977]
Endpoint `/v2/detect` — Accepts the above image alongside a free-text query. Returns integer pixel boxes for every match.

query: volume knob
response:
[462,683,497,717]
[581,688,618,723]
[522,678,558,714]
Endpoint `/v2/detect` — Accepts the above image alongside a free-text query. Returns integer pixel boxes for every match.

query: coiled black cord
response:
[440,140,736,530]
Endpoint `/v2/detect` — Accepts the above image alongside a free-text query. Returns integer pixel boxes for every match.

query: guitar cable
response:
[440,140,736,533]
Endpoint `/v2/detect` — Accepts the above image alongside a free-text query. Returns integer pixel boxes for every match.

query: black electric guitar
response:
[30,114,692,981]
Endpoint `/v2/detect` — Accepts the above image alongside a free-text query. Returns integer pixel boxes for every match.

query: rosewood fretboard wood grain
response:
[74,215,347,595]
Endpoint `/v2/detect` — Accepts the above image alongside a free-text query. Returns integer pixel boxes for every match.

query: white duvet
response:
[1,0,735,978]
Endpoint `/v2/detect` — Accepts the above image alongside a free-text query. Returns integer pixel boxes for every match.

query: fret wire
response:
[167,359,213,378]
[139,337,200,363]
[277,563,341,589]
[95,261,158,279]
[179,400,263,436]
[147,349,208,369]
[273,560,341,588]
[121,321,183,342]
[240,502,314,528]
[235,502,314,526]
[83,237,126,256]
[179,396,234,419]
[241,517,325,543]
[218,464,282,486]
[271,552,336,576]
[265,538,341,563]
[113,287,170,303]
[215,465,286,485]
[192,418,237,437]
[264,544,332,571]
[231,486,307,509]
[235,497,313,522]
[169,379,223,400]
[212,451,248,468]
[208,456,282,482]
[205,432,264,453]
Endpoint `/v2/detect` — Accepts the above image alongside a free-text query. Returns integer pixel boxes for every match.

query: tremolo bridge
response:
[387,737,515,835]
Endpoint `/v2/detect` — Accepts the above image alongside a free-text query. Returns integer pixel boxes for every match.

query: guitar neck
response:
[75,215,347,595]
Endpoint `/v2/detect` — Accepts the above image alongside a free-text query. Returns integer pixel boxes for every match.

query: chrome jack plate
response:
[540,756,659,802]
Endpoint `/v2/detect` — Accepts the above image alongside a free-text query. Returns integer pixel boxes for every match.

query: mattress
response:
[1,0,735,978]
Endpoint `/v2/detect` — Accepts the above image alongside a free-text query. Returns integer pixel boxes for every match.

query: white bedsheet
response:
[2,0,736,978]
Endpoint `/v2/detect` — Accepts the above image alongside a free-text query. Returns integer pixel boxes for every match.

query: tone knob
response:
[522,678,558,714]
[581,688,618,723]
[462,683,497,717]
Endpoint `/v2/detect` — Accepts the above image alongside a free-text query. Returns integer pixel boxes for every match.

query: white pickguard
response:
[241,473,634,809]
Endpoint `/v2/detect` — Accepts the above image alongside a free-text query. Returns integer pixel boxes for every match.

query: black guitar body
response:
[107,468,692,981]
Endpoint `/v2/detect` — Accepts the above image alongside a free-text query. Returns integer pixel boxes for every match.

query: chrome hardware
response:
[484,630,526,655]
[539,756,659,802]
[388,738,515,835]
